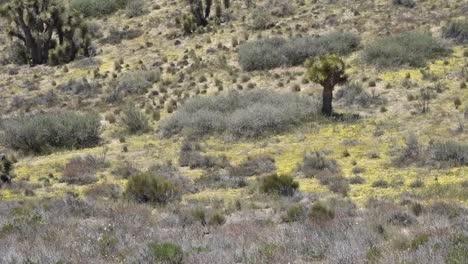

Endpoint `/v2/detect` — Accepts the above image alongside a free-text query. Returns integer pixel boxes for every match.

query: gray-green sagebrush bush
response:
[1,111,100,154]
[239,32,360,71]
[159,90,320,139]
[363,32,449,68]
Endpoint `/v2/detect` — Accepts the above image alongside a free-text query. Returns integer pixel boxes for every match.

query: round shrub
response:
[260,174,299,196]
[125,173,180,204]
[148,242,183,264]
[1,111,101,154]
[363,32,449,68]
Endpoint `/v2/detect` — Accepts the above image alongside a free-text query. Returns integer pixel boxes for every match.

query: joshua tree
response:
[0,0,91,66]
[306,54,348,116]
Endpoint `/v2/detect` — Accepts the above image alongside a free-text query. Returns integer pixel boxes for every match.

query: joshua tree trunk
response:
[321,86,333,116]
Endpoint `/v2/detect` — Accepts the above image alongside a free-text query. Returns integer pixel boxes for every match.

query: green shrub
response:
[428,141,468,167]
[260,174,299,196]
[125,0,145,17]
[297,151,340,178]
[1,111,100,154]
[71,0,128,17]
[308,202,335,223]
[392,0,415,8]
[442,20,468,44]
[282,203,305,222]
[101,27,144,45]
[239,32,360,71]
[250,7,273,30]
[125,173,180,204]
[148,242,183,264]
[446,234,468,264]
[363,32,449,67]
[120,104,150,134]
[159,90,319,139]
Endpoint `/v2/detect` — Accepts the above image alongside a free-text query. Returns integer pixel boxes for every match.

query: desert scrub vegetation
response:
[119,104,151,134]
[0,111,100,154]
[260,174,299,196]
[107,69,160,102]
[159,90,320,139]
[71,0,128,17]
[60,154,108,185]
[1,0,93,65]
[238,32,360,71]
[392,0,416,8]
[148,242,184,264]
[442,19,468,44]
[363,32,449,68]
[392,134,468,168]
[335,81,386,108]
[125,163,189,204]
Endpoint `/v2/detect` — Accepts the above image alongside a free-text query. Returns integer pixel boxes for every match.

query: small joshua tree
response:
[0,0,92,66]
[306,54,348,116]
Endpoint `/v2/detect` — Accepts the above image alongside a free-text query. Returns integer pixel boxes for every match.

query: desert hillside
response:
[0,0,467,263]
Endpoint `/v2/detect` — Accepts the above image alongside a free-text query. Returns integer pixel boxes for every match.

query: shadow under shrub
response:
[1,111,100,154]
[159,90,319,139]
[363,32,449,68]
[239,32,360,71]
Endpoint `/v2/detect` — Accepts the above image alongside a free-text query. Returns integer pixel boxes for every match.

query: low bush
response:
[115,70,160,95]
[125,0,145,17]
[392,0,416,8]
[308,202,335,223]
[1,111,100,154]
[250,7,273,30]
[229,155,276,177]
[71,0,128,17]
[60,155,108,185]
[282,203,305,222]
[125,173,180,204]
[179,141,229,169]
[159,90,320,139]
[427,141,468,167]
[335,82,386,107]
[260,174,299,196]
[387,211,417,226]
[296,151,340,178]
[363,32,448,67]
[148,242,183,264]
[239,32,360,71]
[442,20,468,44]
[102,27,144,45]
[120,104,150,134]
